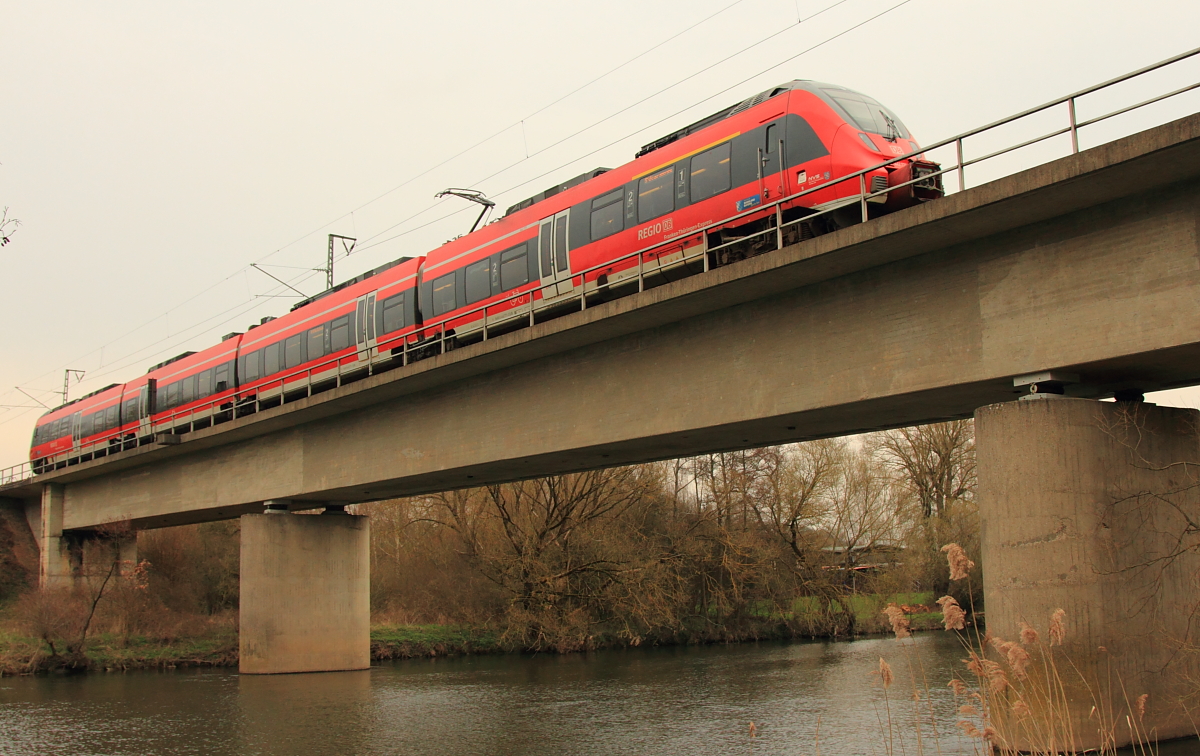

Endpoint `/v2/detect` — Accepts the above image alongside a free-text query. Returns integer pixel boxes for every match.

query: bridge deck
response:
[4,113,1199,529]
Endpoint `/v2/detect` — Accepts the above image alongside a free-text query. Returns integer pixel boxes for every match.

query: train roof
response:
[289,255,415,313]
[37,383,122,421]
[503,168,612,218]
[634,80,910,159]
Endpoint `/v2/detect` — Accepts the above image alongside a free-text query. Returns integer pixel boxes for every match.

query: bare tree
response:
[875,420,976,518]
[430,467,658,620]
[1,207,19,247]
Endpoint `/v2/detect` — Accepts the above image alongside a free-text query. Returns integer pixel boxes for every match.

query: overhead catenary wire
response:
[0,0,911,441]
[357,0,908,255]
[354,0,855,251]
[0,1,755,418]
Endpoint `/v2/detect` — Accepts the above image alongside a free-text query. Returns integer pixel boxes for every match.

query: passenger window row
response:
[81,405,121,437]
[579,117,829,247]
[157,360,235,412]
[33,416,73,445]
[428,241,537,318]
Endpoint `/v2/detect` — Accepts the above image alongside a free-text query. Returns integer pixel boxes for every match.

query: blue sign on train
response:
[735,194,762,212]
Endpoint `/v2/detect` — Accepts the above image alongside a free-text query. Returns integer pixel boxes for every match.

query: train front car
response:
[616,79,943,268]
[29,383,126,473]
[788,81,944,216]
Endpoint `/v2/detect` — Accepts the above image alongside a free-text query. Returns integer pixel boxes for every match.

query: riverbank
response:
[1,594,951,675]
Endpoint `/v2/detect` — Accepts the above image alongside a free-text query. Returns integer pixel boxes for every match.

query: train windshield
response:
[823,89,910,140]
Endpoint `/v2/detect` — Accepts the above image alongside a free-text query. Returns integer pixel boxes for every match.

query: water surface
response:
[0,633,1193,755]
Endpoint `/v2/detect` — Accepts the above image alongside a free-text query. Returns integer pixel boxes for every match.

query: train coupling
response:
[883,159,944,211]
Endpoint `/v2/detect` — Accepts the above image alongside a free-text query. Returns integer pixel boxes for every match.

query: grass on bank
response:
[0,626,239,675]
[0,590,949,675]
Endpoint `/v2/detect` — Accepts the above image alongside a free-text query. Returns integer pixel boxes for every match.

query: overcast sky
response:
[2,0,1198,467]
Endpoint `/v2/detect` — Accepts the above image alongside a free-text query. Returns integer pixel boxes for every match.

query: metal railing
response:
[4,46,1197,488]
[0,461,31,488]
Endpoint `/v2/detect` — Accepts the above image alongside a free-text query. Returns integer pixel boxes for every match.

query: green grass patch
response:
[370,624,500,660]
[792,592,936,621]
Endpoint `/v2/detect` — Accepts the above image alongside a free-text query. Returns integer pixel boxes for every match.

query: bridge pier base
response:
[239,510,370,674]
[38,484,77,589]
[976,397,1200,751]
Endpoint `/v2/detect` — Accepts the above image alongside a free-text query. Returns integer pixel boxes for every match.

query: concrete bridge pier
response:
[238,506,370,674]
[39,484,78,589]
[976,397,1200,750]
[36,484,139,588]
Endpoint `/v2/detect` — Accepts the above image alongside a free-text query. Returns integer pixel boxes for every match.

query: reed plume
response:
[940,543,975,581]
[1048,608,1066,646]
[878,656,894,688]
[881,604,911,639]
[1019,621,1038,645]
[935,595,966,631]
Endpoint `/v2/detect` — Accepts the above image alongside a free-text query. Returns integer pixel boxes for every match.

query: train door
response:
[139,381,156,439]
[538,210,575,299]
[761,119,786,201]
[355,292,377,362]
[69,411,82,454]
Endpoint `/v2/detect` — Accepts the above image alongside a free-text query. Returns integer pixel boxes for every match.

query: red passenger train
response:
[29,80,942,473]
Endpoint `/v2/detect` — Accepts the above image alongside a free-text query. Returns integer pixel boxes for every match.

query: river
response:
[0,633,1193,755]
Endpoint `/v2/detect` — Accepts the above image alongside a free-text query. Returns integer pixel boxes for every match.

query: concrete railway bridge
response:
[2,54,1199,749]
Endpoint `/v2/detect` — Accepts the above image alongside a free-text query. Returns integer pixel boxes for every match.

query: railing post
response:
[956,138,966,192]
[859,174,868,223]
[1068,96,1079,154]
[775,204,784,250]
[638,253,644,293]
[702,232,710,272]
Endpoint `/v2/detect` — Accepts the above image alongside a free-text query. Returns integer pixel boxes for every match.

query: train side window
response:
[181,376,194,405]
[166,382,180,409]
[215,362,231,392]
[465,259,490,304]
[765,123,778,152]
[690,142,732,202]
[106,405,119,429]
[123,398,139,423]
[197,369,212,397]
[538,224,552,277]
[500,244,529,291]
[284,334,304,369]
[638,167,674,222]
[555,215,569,272]
[356,300,367,343]
[380,294,405,334]
[432,273,456,316]
[330,316,351,352]
[307,325,326,360]
[264,343,281,376]
[590,190,623,241]
[244,350,262,382]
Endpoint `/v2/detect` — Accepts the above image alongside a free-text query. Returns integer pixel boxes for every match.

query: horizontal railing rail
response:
[6,46,1197,488]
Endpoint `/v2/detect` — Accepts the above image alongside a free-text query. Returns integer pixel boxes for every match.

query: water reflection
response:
[0,634,1195,755]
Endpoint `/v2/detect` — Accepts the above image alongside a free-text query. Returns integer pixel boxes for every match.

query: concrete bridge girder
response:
[12,113,1198,532]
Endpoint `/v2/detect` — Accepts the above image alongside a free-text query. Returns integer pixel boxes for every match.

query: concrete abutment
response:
[976,397,1200,750]
[239,511,370,674]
